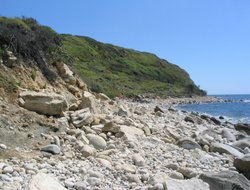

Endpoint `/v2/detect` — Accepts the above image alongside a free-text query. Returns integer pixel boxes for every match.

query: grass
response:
[61,35,206,98]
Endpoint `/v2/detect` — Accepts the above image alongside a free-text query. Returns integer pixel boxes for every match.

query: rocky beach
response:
[0,17,250,190]
[0,63,250,189]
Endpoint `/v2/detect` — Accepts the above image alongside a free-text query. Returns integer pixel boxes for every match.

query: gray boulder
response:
[163,178,209,190]
[71,108,94,127]
[19,91,68,115]
[234,154,250,180]
[177,138,202,150]
[235,123,250,135]
[210,142,244,157]
[41,144,61,154]
[199,171,250,190]
[231,138,250,151]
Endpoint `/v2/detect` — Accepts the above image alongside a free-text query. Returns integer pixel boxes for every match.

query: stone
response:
[68,85,79,94]
[29,173,67,190]
[54,61,76,85]
[103,122,144,141]
[0,144,7,150]
[222,129,236,142]
[177,138,202,150]
[96,93,110,101]
[115,163,136,174]
[79,91,97,113]
[132,154,145,166]
[163,178,209,190]
[86,134,106,150]
[169,171,184,180]
[19,91,68,115]
[71,108,94,127]
[235,123,250,135]
[200,171,250,190]
[3,166,13,174]
[234,154,250,180]
[184,115,203,124]
[74,182,90,190]
[232,138,250,151]
[41,144,61,154]
[177,167,199,178]
[154,106,164,113]
[148,172,169,185]
[80,145,96,157]
[210,143,244,157]
[126,173,141,183]
[211,117,221,125]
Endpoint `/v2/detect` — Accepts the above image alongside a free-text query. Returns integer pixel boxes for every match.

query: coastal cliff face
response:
[1,17,250,190]
[0,16,206,99]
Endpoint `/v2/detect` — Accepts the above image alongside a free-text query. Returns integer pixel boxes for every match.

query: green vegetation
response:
[0,74,19,92]
[0,16,206,98]
[62,35,206,97]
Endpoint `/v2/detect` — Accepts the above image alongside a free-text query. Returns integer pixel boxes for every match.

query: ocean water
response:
[177,94,250,124]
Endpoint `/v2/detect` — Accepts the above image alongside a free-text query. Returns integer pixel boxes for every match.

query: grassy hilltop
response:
[0,17,206,98]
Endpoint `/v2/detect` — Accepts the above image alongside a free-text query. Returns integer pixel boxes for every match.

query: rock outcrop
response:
[19,91,68,115]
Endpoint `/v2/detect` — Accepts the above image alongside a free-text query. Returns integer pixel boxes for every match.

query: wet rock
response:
[234,154,250,180]
[200,171,250,190]
[41,144,61,154]
[19,91,68,115]
[235,123,250,135]
[211,117,221,125]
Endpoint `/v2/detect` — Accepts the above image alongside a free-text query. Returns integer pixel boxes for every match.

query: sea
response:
[177,94,250,124]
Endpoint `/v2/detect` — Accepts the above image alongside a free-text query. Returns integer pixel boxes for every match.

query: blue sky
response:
[1,0,250,94]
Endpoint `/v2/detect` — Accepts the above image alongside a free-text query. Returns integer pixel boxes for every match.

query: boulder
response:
[163,178,209,190]
[211,117,221,125]
[86,134,106,150]
[19,91,68,115]
[210,142,244,157]
[177,138,202,150]
[29,173,67,190]
[199,171,250,190]
[71,108,94,127]
[185,114,203,124]
[231,138,250,151]
[79,91,97,113]
[154,106,164,113]
[235,123,250,135]
[80,145,96,157]
[41,144,61,155]
[54,61,76,85]
[234,154,250,180]
[222,129,236,142]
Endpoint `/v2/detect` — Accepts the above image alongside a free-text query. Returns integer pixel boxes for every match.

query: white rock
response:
[19,91,68,115]
[132,154,145,166]
[86,134,106,150]
[163,178,209,190]
[29,173,67,190]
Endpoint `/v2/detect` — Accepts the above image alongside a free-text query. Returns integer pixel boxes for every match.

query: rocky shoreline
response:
[0,94,250,190]
[0,62,249,190]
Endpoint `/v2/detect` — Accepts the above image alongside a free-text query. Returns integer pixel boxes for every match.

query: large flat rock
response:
[19,91,68,115]
[29,173,67,190]
[199,171,250,190]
